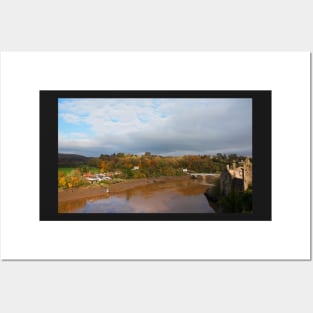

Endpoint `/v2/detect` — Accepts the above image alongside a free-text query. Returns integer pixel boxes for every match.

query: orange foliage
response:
[70,176,79,187]
[59,177,67,187]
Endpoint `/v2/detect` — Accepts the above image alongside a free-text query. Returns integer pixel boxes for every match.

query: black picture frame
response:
[40,90,271,221]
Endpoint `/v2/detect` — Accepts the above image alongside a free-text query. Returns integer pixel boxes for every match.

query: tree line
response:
[59,152,251,179]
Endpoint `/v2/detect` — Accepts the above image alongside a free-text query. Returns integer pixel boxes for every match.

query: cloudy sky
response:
[58,98,252,157]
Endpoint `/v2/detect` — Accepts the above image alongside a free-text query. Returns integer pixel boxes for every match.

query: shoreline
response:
[58,176,191,203]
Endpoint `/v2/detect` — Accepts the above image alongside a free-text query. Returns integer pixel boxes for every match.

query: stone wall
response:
[243,158,252,190]
[220,167,233,196]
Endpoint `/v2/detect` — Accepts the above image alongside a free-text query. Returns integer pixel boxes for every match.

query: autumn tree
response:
[99,160,106,173]
[58,177,67,188]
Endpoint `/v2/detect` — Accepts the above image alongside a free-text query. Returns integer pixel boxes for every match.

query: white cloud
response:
[58,98,252,156]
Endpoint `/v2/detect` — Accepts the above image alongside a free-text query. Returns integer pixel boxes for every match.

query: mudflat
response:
[58,176,190,203]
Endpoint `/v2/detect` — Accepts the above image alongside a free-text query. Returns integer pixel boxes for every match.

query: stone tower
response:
[243,157,252,190]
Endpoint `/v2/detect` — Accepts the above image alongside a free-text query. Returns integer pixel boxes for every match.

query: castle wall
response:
[220,169,233,196]
[243,159,252,190]
[232,177,244,193]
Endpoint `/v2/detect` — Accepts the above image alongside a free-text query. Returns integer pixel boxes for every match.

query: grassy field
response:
[58,167,99,176]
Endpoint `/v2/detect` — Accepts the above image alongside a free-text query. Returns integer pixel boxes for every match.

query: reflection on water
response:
[59,177,215,213]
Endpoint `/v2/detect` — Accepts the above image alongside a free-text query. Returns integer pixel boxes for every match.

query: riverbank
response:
[58,176,191,203]
[59,175,218,213]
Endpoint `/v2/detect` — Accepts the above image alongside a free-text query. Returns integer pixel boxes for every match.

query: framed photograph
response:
[1,52,310,260]
[40,90,271,221]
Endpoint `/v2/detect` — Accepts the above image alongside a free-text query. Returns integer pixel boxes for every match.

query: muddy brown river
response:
[59,177,215,213]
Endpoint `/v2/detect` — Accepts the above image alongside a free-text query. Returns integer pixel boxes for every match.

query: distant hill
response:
[58,153,92,167]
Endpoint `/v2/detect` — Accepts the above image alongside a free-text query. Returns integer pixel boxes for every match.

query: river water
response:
[62,177,215,213]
